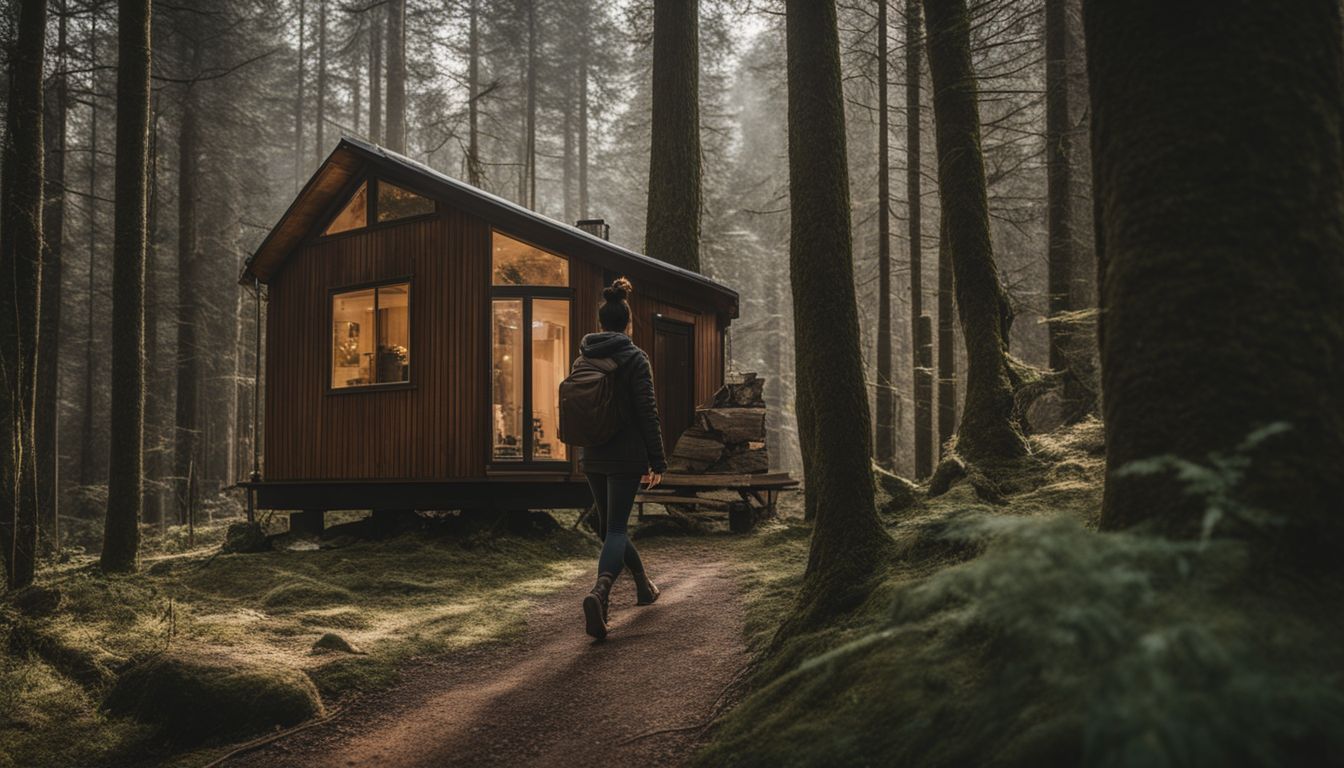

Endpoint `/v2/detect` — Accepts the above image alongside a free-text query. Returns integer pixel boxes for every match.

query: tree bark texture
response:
[906,0,930,477]
[294,0,306,190]
[924,0,1028,464]
[38,0,69,554]
[368,1,382,146]
[79,17,100,496]
[874,0,894,469]
[785,0,888,595]
[315,0,328,163]
[914,315,933,479]
[0,0,47,588]
[525,0,537,209]
[645,0,701,273]
[465,0,479,185]
[174,89,201,525]
[936,208,956,457]
[1084,0,1344,552]
[102,0,152,573]
[1045,0,1073,372]
[384,0,406,153]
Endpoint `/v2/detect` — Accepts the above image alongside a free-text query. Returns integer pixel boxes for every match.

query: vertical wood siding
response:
[264,210,724,481]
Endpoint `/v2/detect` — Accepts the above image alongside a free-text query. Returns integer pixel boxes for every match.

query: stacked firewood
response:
[668,372,769,474]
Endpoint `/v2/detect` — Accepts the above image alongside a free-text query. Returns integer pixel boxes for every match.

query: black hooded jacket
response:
[576,331,668,475]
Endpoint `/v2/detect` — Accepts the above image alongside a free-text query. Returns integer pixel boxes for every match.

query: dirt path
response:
[229,541,749,768]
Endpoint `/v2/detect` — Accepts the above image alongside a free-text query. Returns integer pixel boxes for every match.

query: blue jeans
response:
[585,472,646,578]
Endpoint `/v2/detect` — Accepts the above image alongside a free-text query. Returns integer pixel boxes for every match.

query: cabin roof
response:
[241,137,739,317]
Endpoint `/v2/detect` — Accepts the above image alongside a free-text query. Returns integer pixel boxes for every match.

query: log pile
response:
[668,372,770,474]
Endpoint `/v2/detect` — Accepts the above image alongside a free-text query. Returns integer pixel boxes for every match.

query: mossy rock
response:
[105,652,323,746]
[312,632,364,654]
[261,580,355,608]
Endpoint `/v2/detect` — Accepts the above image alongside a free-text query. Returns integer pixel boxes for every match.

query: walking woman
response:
[571,277,667,639]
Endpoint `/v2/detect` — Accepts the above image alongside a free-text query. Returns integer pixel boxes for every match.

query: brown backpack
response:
[558,356,625,447]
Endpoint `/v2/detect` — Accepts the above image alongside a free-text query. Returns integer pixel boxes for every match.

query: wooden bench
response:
[634,471,799,532]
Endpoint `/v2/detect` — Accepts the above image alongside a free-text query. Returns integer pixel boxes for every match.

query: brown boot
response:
[583,573,614,639]
[632,570,660,606]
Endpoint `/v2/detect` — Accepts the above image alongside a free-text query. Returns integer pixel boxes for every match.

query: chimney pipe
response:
[576,218,610,241]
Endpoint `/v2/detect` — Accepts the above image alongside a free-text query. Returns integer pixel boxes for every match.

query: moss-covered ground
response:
[0,510,594,767]
[699,419,1344,767]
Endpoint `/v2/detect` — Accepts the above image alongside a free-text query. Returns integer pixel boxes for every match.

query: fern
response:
[1115,422,1291,543]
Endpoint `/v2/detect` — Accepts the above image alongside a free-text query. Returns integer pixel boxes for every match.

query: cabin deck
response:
[633,471,800,532]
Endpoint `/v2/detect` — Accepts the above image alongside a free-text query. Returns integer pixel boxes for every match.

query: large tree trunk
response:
[785,0,888,604]
[1045,0,1073,372]
[384,0,406,153]
[924,0,1027,465]
[38,0,69,554]
[0,0,47,589]
[645,0,701,272]
[874,0,895,470]
[1085,0,1344,552]
[315,0,328,162]
[173,84,201,527]
[465,0,479,185]
[368,1,382,145]
[102,0,152,574]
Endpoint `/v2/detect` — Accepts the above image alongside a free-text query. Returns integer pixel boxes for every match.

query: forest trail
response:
[227,540,750,768]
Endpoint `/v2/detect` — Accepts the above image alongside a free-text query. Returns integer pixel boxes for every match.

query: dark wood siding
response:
[265,210,490,480]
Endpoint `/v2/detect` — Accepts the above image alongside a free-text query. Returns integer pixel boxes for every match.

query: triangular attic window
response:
[378,181,435,222]
[324,181,368,236]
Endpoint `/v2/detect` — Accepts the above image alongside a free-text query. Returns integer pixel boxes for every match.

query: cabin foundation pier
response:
[289,509,326,536]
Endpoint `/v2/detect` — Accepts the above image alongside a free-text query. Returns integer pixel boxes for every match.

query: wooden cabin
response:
[240,138,739,525]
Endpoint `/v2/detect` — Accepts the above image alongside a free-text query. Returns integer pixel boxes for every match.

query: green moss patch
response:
[703,419,1344,767]
[1,516,595,767]
[105,651,324,746]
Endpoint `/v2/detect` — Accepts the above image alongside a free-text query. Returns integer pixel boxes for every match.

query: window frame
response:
[487,229,574,468]
[326,276,415,395]
[315,174,440,242]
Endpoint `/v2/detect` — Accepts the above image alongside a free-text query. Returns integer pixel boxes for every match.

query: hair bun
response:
[603,276,633,303]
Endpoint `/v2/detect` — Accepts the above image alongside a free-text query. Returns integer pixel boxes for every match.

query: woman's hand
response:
[644,472,663,490]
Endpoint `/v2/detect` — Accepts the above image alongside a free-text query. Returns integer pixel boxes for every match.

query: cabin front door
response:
[652,318,695,456]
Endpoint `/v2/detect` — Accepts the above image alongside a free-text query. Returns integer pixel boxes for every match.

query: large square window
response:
[331,281,411,389]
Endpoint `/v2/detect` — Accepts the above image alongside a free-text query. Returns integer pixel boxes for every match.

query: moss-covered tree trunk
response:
[1045,0,1073,373]
[102,0,151,574]
[1085,0,1344,551]
[924,0,1028,465]
[785,0,889,602]
[0,0,47,589]
[645,0,701,273]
